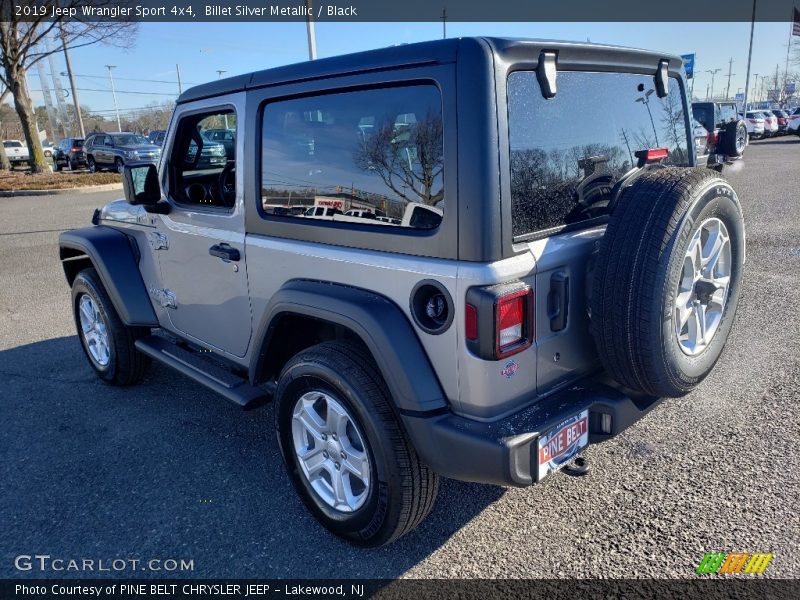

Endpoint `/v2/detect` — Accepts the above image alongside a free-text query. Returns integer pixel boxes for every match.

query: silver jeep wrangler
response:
[59,38,745,547]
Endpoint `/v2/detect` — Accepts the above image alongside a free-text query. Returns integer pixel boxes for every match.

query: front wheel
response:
[71,268,150,385]
[274,340,439,547]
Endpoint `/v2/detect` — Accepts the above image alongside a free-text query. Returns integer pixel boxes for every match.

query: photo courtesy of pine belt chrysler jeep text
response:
[58,38,745,547]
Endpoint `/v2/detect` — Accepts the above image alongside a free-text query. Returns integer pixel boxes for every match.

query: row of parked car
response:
[45,127,236,173]
[691,100,800,167]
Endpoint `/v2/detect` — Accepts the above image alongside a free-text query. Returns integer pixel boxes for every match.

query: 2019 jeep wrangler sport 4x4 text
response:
[59,38,745,547]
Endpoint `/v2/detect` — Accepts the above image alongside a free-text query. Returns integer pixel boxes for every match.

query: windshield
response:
[112,134,148,146]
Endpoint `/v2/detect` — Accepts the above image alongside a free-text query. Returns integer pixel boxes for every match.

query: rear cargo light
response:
[464,283,533,360]
[634,147,669,167]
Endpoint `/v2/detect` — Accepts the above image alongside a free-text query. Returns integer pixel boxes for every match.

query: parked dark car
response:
[148,130,167,145]
[53,138,87,171]
[200,128,235,159]
[84,132,162,173]
[186,137,227,169]
[691,101,747,164]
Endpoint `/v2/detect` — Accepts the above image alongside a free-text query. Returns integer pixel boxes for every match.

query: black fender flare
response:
[59,226,158,327]
[251,279,448,414]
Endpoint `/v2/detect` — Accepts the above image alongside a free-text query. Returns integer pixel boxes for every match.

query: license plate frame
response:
[536,409,589,481]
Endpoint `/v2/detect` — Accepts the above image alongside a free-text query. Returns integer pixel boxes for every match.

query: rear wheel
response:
[87,156,96,173]
[591,168,745,397]
[274,340,438,547]
[115,158,124,174]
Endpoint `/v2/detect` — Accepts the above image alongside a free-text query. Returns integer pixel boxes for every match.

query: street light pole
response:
[60,26,84,138]
[706,68,721,100]
[105,65,121,132]
[217,70,229,129]
[305,0,317,60]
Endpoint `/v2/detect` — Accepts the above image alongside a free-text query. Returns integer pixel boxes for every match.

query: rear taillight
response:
[465,283,533,360]
[707,131,719,145]
[71,147,80,153]
[465,304,478,341]
[497,290,527,352]
[749,119,757,124]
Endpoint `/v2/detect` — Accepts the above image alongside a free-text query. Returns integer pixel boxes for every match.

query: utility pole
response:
[752,73,759,104]
[176,64,182,95]
[305,0,317,60]
[217,71,229,129]
[60,26,84,138]
[742,0,756,113]
[105,65,121,132]
[706,68,721,100]
[724,57,735,100]
[441,8,447,39]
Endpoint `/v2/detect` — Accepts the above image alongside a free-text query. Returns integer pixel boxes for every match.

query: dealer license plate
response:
[537,410,589,481]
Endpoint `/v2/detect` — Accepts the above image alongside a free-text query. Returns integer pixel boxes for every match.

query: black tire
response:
[114,158,124,174]
[71,268,150,385]
[53,161,62,172]
[591,168,745,397]
[274,340,438,547]
[721,120,747,157]
[87,156,96,173]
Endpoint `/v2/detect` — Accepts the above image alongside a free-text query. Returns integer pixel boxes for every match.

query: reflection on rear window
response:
[260,84,444,231]
[508,71,689,238]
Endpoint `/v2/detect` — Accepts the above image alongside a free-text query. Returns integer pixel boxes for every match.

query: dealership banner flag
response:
[681,53,695,78]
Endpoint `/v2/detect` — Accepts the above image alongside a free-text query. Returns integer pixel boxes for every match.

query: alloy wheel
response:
[291,391,371,513]
[78,294,111,367]
[674,218,732,356]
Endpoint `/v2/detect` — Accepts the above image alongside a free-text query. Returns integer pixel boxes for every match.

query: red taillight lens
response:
[495,288,532,357]
[71,147,80,153]
[749,119,757,124]
[644,147,669,161]
[707,131,719,145]
[465,304,478,341]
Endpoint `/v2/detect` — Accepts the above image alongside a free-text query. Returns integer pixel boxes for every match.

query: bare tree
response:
[0,87,10,170]
[354,112,444,205]
[0,1,137,173]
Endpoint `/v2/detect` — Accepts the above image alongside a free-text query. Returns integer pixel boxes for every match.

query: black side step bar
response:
[135,336,269,409]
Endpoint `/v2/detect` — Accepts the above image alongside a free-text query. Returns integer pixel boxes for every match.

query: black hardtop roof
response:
[177,36,682,104]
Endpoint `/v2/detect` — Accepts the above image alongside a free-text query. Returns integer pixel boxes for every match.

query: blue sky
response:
[27,21,798,115]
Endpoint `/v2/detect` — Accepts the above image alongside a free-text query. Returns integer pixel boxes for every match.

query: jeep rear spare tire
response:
[591,168,744,397]
[721,120,747,157]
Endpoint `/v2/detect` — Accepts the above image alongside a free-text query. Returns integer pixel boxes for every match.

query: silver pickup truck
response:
[3,140,29,165]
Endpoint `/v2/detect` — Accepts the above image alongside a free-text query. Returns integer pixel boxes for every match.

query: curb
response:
[0,182,123,197]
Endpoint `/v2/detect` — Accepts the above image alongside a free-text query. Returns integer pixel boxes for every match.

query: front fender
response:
[59,226,158,327]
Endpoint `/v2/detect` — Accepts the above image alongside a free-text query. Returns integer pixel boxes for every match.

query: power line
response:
[31,71,202,86]
[28,86,177,96]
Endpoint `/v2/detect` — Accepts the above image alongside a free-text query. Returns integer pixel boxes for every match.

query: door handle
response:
[209,243,240,262]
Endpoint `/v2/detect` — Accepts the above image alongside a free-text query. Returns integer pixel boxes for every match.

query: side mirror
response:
[122,162,161,206]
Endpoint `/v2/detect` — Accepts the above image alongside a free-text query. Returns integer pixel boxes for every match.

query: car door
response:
[152,96,251,358]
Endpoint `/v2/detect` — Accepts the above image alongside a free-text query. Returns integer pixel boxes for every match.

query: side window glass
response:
[260,84,444,230]
[168,109,237,208]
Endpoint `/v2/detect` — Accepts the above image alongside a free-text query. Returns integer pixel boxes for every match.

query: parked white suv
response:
[741,111,765,139]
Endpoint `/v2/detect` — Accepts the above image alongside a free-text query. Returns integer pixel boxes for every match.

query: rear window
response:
[3,141,23,148]
[260,84,444,231]
[508,71,689,238]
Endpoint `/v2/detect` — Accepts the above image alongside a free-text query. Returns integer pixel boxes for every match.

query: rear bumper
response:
[402,380,662,487]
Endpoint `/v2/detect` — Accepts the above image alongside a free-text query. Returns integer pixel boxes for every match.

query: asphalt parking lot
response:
[1,136,798,579]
